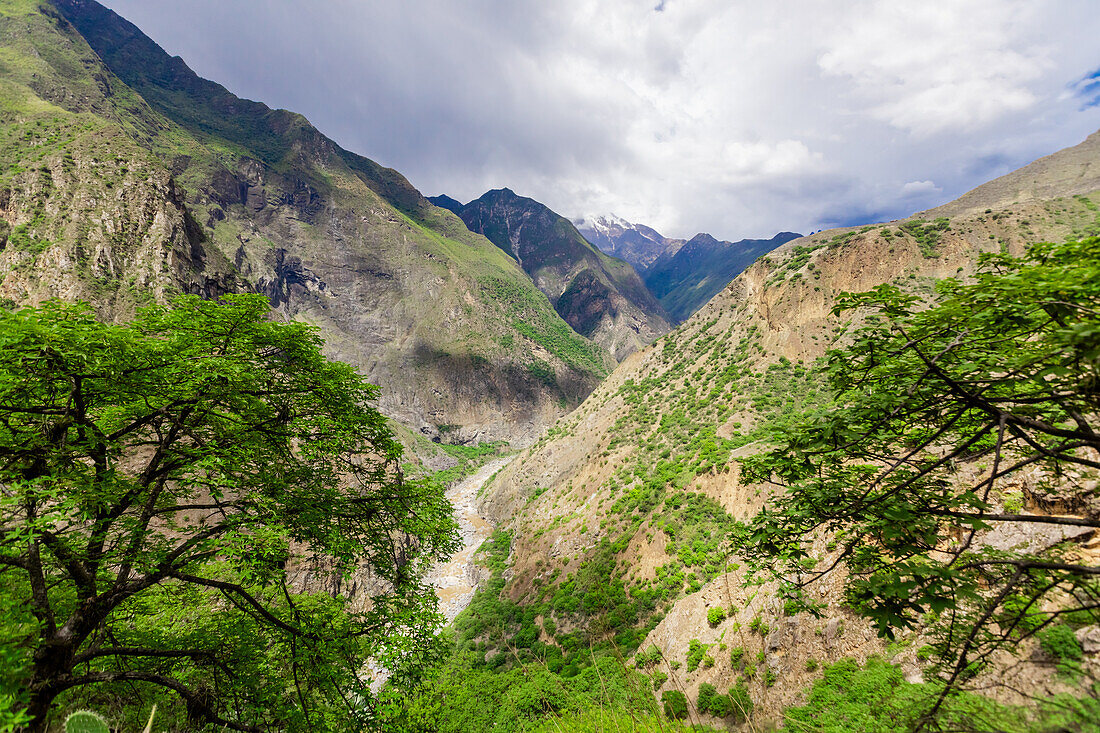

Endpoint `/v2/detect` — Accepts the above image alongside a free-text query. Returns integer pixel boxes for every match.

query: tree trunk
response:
[24,687,58,733]
[25,636,76,733]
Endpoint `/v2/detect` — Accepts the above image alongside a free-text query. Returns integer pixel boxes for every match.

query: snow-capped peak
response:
[586,213,635,236]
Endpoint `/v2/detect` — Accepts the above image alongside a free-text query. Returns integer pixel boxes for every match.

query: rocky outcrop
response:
[0,126,238,319]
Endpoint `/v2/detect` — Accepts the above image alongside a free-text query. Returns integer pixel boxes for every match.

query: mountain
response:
[0,0,615,445]
[577,214,684,271]
[441,188,671,361]
[578,214,801,323]
[429,193,464,215]
[643,230,802,322]
[472,130,1100,721]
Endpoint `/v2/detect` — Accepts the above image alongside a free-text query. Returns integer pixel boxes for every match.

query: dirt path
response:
[424,455,515,626]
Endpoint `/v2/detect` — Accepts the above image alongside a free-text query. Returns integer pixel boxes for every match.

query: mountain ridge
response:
[474,127,1100,722]
[1,0,616,446]
[438,188,672,361]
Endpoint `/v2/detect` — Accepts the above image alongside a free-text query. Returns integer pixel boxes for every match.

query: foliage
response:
[0,296,458,732]
[451,528,664,673]
[661,690,688,720]
[685,639,709,672]
[527,708,719,732]
[728,683,753,722]
[782,657,1100,733]
[898,217,951,258]
[739,238,1100,728]
[1038,624,1083,662]
[378,650,669,733]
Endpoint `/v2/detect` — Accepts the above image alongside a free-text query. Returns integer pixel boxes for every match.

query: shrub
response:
[728,683,753,723]
[686,639,708,672]
[697,683,717,713]
[662,690,688,720]
[1039,624,1083,662]
[707,606,727,627]
[730,646,744,667]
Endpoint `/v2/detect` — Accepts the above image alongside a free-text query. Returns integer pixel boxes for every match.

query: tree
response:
[736,237,1100,729]
[0,295,459,732]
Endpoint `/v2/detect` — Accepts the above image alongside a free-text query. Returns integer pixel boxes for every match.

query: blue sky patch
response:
[1072,67,1100,109]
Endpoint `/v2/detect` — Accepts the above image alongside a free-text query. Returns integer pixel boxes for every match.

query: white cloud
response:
[901,180,943,197]
[101,0,1100,240]
[816,2,1053,135]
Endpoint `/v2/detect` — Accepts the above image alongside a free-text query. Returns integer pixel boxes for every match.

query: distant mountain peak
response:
[427,194,464,214]
[447,192,671,360]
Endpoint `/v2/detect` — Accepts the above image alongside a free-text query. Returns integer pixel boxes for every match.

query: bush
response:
[662,690,688,720]
[686,639,708,672]
[707,606,727,626]
[1039,624,1083,661]
[697,683,718,713]
[730,646,744,667]
[728,683,753,723]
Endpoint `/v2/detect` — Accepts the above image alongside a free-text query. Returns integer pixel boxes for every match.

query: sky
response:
[100,0,1100,242]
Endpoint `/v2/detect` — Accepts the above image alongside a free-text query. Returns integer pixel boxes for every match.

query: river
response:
[424,455,515,625]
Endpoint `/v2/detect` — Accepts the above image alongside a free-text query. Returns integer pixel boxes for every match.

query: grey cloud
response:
[100,0,1100,241]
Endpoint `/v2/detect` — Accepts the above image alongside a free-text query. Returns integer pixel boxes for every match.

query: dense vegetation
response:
[0,296,458,732]
[783,657,1099,732]
[739,236,1100,724]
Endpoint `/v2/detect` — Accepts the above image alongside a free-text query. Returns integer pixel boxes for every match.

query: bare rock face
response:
[0,127,238,319]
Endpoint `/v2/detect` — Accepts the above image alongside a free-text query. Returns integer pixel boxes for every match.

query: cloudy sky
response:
[101,0,1100,241]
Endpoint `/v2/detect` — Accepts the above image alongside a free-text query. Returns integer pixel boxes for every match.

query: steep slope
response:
[920,129,1100,218]
[446,189,671,361]
[474,130,1100,723]
[644,230,801,323]
[9,0,615,445]
[577,214,684,271]
[0,0,239,317]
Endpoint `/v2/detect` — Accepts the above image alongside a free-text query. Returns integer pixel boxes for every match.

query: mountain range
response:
[579,216,801,322]
[430,189,671,361]
[1,0,629,446]
[4,0,1099,729]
